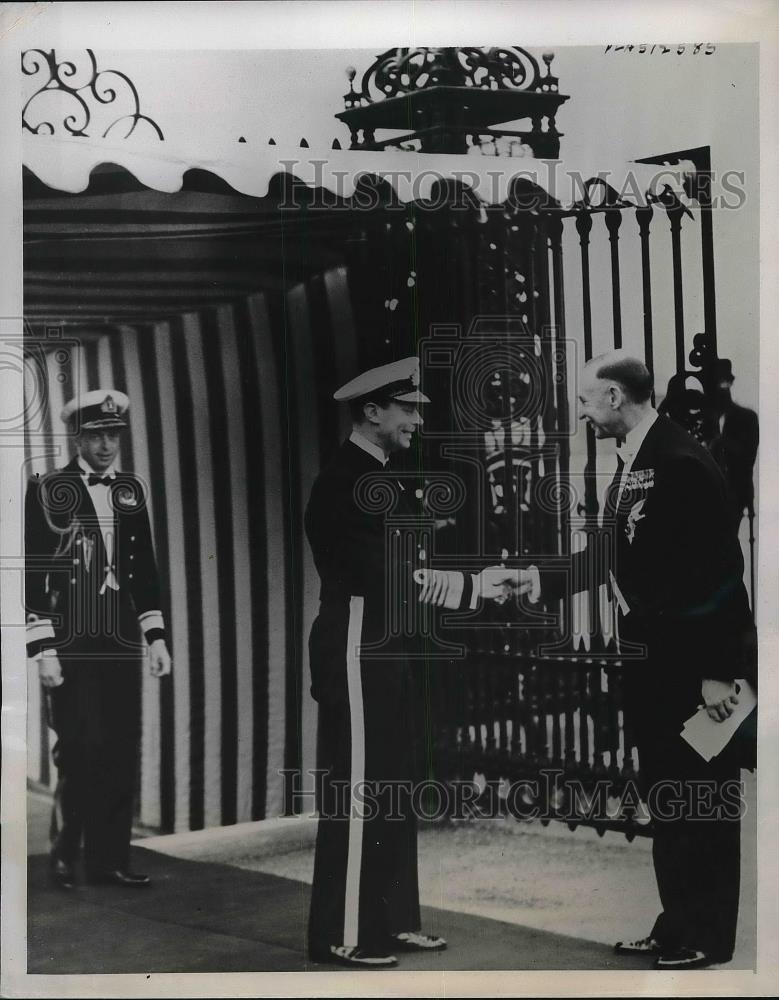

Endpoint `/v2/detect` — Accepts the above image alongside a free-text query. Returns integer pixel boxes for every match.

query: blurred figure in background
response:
[708,359,759,532]
[660,361,758,532]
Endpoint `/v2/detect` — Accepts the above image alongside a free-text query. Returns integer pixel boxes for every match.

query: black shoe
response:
[309,944,398,968]
[49,857,75,890]
[390,931,447,953]
[655,948,712,970]
[613,935,663,956]
[87,869,151,888]
[707,955,734,969]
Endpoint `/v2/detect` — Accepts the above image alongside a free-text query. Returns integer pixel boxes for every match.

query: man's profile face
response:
[578,368,618,439]
[77,428,121,471]
[373,401,423,453]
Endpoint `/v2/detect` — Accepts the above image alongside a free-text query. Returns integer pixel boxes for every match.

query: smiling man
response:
[465,350,755,970]
[304,357,447,969]
[25,389,171,891]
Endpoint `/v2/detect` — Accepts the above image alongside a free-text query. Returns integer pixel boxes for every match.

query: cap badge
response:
[113,485,138,510]
[101,395,117,414]
[410,369,419,387]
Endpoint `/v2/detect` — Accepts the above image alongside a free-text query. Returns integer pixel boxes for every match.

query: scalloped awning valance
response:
[22,133,693,209]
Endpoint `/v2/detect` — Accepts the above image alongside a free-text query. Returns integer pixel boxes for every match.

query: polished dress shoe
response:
[49,857,76,890]
[390,931,447,952]
[87,869,151,888]
[613,935,663,956]
[308,944,397,968]
[655,947,712,970]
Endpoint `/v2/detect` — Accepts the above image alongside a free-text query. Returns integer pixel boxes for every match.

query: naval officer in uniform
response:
[26,389,171,890]
[305,357,450,969]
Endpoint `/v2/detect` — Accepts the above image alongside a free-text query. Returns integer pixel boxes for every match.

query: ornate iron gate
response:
[338,48,730,838]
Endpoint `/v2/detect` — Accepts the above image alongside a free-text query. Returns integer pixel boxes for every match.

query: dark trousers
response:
[47,658,140,875]
[624,666,742,960]
[308,657,421,952]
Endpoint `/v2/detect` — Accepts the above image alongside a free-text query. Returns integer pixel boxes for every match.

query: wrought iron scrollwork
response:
[351,46,558,106]
[572,177,632,211]
[656,329,720,443]
[22,49,164,140]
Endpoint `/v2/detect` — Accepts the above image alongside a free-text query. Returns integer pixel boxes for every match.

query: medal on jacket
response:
[625,499,646,544]
[624,467,655,494]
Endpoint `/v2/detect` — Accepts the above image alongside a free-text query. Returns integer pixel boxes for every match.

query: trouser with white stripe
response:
[308,598,421,952]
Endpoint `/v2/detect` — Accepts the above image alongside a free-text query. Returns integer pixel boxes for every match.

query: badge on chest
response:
[622,467,654,544]
[623,467,655,494]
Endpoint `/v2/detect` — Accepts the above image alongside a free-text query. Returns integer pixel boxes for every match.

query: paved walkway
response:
[28,847,651,974]
[27,778,756,975]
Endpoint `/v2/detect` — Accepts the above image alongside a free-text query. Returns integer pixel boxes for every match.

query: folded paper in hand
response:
[680,680,757,762]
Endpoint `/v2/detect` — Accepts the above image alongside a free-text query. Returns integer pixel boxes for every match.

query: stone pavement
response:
[26,774,756,975]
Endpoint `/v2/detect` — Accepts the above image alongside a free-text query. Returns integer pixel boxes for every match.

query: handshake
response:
[414,566,540,608]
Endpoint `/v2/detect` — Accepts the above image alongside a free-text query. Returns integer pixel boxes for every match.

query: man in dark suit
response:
[305,357,454,969]
[708,358,759,530]
[434,351,754,970]
[26,389,171,890]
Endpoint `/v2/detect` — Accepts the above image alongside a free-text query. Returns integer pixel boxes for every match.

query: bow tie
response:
[87,474,112,487]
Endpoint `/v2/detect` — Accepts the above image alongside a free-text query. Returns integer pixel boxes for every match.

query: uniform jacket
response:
[25,457,164,658]
[305,439,425,704]
[541,414,754,682]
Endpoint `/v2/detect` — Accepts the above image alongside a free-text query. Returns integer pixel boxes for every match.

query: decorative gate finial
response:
[22,49,164,140]
[336,46,568,156]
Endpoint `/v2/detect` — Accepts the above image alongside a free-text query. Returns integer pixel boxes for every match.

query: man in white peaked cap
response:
[26,389,171,890]
[305,357,449,968]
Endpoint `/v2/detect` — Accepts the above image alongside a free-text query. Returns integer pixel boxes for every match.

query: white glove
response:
[476,566,536,601]
[38,650,64,688]
[149,638,172,677]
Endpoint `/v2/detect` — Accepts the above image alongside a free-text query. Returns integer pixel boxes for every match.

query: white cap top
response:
[61,389,130,429]
[333,356,430,403]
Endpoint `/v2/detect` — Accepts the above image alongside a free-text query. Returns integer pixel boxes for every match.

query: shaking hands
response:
[476,566,538,603]
[415,565,540,607]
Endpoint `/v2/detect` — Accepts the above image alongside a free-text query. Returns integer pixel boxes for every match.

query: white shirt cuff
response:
[138,610,165,635]
[27,617,55,645]
[443,570,465,610]
[469,574,480,611]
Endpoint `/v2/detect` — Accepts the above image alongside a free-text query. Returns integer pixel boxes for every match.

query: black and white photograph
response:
[1,2,777,997]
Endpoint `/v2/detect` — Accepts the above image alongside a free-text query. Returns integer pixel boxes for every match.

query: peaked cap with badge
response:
[61,389,129,430]
[333,356,430,404]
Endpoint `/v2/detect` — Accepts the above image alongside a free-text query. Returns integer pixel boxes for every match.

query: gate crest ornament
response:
[337,46,568,156]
